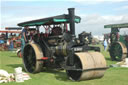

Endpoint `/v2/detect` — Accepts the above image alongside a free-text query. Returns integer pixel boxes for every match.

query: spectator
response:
[21,26,28,55]
[10,38,14,51]
[103,39,108,51]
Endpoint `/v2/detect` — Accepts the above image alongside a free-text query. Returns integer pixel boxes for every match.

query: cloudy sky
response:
[1,0,128,36]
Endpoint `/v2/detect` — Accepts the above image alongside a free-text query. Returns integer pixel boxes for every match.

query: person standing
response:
[21,26,28,55]
[103,39,108,51]
[10,38,14,50]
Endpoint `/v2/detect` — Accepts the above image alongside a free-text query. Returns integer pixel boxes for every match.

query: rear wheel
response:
[109,42,127,61]
[23,43,44,73]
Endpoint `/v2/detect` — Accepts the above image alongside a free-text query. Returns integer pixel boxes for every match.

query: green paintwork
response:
[114,43,122,60]
[20,18,80,27]
[104,23,128,28]
[53,18,80,23]
[18,14,81,27]
[120,35,128,48]
[119,35,125,44]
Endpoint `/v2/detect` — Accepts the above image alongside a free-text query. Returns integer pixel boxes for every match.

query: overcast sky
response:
[1,0,128,35]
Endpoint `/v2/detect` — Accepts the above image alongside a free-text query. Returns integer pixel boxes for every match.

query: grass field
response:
[0,45,128,85]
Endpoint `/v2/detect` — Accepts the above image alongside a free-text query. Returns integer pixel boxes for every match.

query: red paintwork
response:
[0,30,21,33]
[41,57,48,60]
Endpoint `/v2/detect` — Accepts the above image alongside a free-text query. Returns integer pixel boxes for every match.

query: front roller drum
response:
[23,43,44,73]
[66,52,107,81]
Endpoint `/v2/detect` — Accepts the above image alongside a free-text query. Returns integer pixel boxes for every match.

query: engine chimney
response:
[68,8,75,36]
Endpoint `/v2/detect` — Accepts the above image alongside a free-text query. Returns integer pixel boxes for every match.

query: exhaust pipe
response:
[68,8,75,36]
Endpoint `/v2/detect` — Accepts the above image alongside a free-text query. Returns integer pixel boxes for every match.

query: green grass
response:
[0,45,128,85]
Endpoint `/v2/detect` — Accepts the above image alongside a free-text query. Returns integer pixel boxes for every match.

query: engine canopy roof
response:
[104,23,128,29]
[18,14,81,27]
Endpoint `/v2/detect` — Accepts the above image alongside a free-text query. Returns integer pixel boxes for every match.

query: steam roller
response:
[18,8,107,81]
[23,43,107,81]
